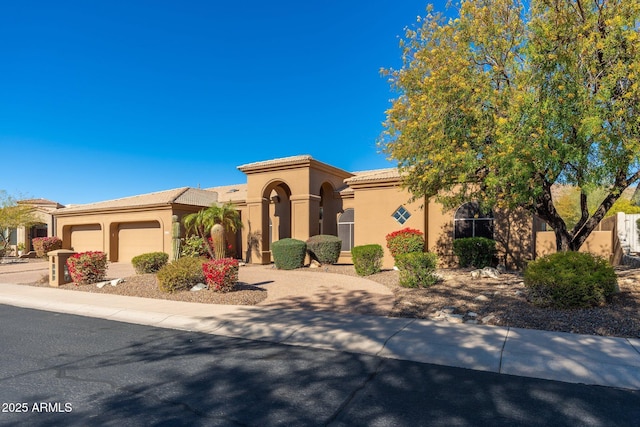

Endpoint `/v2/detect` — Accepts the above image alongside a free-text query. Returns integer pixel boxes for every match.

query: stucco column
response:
[245,197,271,264]
[289,194,321,241]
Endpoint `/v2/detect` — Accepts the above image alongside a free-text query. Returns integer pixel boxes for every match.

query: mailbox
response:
[48,249,77,287]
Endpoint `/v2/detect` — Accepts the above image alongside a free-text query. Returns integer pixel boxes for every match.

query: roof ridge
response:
[169,187,192,204]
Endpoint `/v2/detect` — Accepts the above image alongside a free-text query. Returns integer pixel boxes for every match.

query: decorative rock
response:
[190,283,208,292]
[446,314,464,323]
[481,267,500,278]
[474,295,489,302]
[464,319,479,325]
[96,278,124,289]
[466,312,478,318]
[471,267,500,279]
[481,314,497,324]
[309,260,321,268]
[442,307,456,314]
[515,290,526,297]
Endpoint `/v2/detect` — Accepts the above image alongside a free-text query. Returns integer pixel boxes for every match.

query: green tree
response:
[0,191,38,253]
[381,0,640,251]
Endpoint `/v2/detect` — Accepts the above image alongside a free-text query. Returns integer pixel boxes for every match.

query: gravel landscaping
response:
[22,261,640,339]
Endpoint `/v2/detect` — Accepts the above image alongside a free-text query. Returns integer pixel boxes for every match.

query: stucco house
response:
[3,199,64,256]
[52,155,553,268]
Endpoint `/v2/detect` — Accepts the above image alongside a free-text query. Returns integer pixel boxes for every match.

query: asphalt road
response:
[1,305,638,426]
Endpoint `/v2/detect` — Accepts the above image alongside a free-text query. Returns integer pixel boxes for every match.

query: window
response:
[337,209,354,251]
[392,206,411,225]
[454,202,494,239]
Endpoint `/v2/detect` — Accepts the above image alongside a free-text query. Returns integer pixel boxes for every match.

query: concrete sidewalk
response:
[0,280,639,391]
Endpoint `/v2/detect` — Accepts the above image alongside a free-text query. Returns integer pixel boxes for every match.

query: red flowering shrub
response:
[32,236,63,258]
[66,251,108,285]
[385,228,425,259]
[202,258,239,293]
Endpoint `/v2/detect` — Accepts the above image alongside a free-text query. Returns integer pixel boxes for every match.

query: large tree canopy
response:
[381,0,640,251]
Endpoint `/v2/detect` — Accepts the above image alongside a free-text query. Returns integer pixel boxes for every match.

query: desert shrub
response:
[385,228,424,259]
[157,256,206,293]
[66,251,108,285]
[452,237,496,268]
[203,258,239,292]
[131,252,169,274]
[395,252,439,288]
[271,238,307,270]
[32,236,63,258]
[180,235,209,258]
[524,252,617,308]
[306,235,342,265]
[351,244,383,276]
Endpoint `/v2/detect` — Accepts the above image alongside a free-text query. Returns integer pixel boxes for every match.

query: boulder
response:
[190,283,208,292]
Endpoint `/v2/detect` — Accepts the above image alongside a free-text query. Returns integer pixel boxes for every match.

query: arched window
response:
[337,209,354,251]
[454,202,494,239]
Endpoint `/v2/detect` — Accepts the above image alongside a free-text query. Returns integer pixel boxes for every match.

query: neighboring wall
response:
[535,216,618,263]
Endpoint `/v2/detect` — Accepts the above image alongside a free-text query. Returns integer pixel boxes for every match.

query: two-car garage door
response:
[69,221,163,262]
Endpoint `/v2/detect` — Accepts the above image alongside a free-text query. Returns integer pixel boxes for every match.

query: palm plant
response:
[183,202,242,260]
[182,208,216,259]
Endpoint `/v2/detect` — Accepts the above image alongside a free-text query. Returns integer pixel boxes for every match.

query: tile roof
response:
[54,187,218,214]
[18,198,63,207]
[237,155,313,171]
[205,184,248,202]
[344,168,401,184]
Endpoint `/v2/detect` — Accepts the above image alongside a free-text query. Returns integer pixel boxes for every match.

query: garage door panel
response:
[118,221,162,262]
[70,224,103,253]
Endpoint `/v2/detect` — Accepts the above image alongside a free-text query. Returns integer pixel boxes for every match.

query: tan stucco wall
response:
[351,184,427,269]
[535,230,613,261]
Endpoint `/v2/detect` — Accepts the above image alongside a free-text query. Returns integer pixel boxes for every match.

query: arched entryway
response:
[318,182,339,236]
[263,181,292,250]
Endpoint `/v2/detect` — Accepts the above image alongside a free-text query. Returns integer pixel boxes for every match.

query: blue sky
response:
[2,0,444,205]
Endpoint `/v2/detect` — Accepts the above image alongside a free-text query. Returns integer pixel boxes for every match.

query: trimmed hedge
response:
[395,252,439,288]
[203,258,239,292]
[33,236,63,258]
[131,252,169,274]
[351,244,383,276]
[157,256,206,293]
[272,238,307,270]
[452,237,496,268]
[524,252,617,308]
[385,228,424,259]
[306,235,342,265]
[66,251,108,285]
